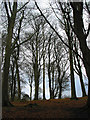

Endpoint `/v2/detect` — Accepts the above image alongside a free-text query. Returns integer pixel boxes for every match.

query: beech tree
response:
[2,1,29,106]
[70,2,90,108]
[51,1,86,98]
[2,1,17,106]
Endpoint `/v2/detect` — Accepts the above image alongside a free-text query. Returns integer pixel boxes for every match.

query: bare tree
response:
[2,1,17,106]
[35,0,90,108]
[70,2,90,107]
[2,1,29,106]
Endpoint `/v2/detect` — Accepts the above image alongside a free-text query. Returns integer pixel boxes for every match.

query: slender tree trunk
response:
[48,35,52,99]
[63,11,77,99]
[43,54,46,100]
[29,74,33,100]
[48,65,52,99]
[11,65,14,101]
[51,63,54,99]
[74,43,86,97]
[15,57,21,100]
[58,83,62,99]
[34,43,39,100]
[57,66,62,99]
[48,50,52,99]
[69,37,76,99]
[12,73,16,101]
[34,71,39,100]
[30,81,32,101]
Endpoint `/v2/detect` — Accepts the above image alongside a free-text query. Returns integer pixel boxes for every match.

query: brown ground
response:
[2,97,88,119]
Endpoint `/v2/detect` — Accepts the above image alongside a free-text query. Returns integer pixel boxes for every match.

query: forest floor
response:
[2,96,88,119]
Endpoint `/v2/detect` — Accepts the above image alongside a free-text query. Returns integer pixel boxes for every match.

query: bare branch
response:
[35,1,70,49]
[8,1,12,15]
[35,1,85,64]
[12,30,37,51]
[4,2,10,20]
[17,1,30,13]
[85,2,90,15]
[85,23,90,39]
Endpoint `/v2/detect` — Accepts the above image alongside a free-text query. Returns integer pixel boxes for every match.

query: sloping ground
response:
[2,97,88,119]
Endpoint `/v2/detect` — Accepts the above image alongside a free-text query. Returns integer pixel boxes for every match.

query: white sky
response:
[35,0,50,8]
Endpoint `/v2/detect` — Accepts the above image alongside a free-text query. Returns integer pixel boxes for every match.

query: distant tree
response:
[35,1,89,101]
[47,33,53,99]
[32,20,41,100]
[35,1,90,109]
[42,21,47,100]
[21,13,47,100]
[54,38,69,99]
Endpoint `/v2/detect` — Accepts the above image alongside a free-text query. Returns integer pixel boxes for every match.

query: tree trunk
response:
[11,64,14,101]
[48,65,52,99]
[51,63,54,99]
[58,83,62,99]
[68,36,76,99]
[34,43,39,100]
[71,2,90,109]
[34,71,39,100]
[29,74,33,101]
[63,11,77,99]
[57,65,62,99]
[48,45,52,99]
[15,57,21,100]
[74,43,86,97]
[30,85,32,101]
[79,70,87,97]
[43,54,46,100]
[2,2,17,106]
[12,73,16,101]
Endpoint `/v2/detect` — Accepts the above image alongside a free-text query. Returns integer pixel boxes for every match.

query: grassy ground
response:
[2,96,88,119]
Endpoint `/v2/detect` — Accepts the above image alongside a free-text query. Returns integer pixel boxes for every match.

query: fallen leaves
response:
[2,96,88,119]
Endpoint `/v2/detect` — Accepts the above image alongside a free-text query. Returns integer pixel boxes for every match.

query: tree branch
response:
[85,2,90,15]
[35,1,70,50]
[8,1,12,15]
[85,23,90,39]
[11,11,24,51]
[35,1,84,62]
[17,1,30,13]
[4,2,10,20]
[11,30,37,52]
